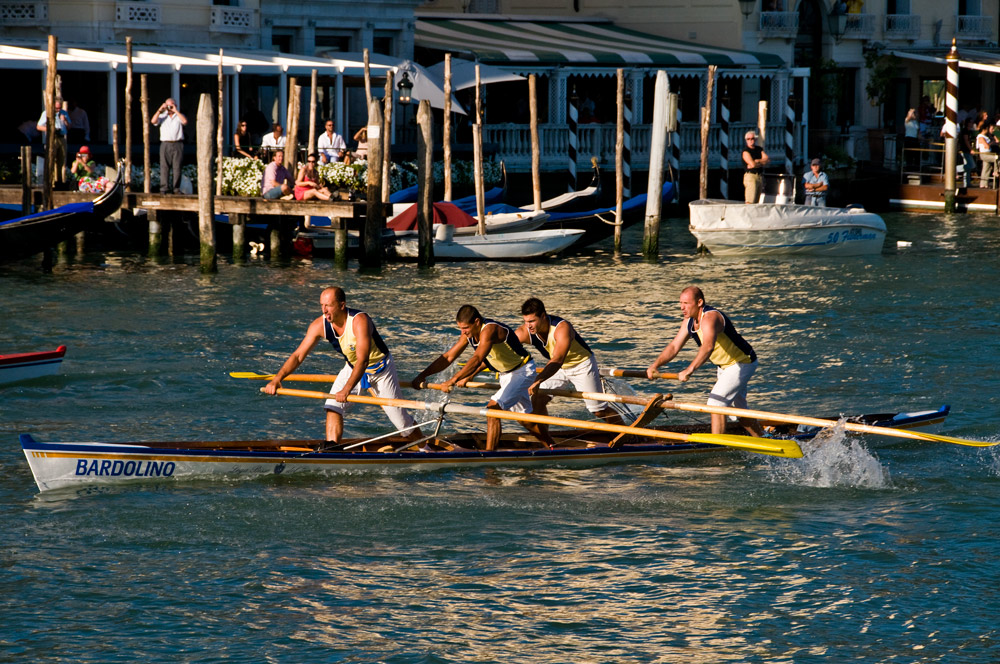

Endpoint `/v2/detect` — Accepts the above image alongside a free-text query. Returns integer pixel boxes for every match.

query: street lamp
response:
[738,0,755,19]
[827,1,848,42]
[397,72,413,104]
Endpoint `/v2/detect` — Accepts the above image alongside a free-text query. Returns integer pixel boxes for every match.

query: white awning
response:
[890,48,1000,75]
[0,43,396,76]
[415,16,784,67]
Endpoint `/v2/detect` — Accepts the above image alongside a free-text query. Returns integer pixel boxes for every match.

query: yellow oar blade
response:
[231,372,338,383]
[904,431,998,447]
[230,371,274,379]
[688,433,803,458]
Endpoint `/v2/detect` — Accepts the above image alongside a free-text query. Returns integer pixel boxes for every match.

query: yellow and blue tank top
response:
[469,318,531,373]
[324,309,389,374]
[528,315,593,369]
[687,305,757,368]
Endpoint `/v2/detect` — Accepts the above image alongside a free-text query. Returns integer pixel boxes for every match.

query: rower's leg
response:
[486,403,503,451]
[530,394,552,436]
[326,409,344,443]
[594,406,624,426]
[711,412,726,435]
[520,421,557,449]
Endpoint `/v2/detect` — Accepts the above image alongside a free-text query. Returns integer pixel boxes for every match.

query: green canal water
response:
[2,213,999,662]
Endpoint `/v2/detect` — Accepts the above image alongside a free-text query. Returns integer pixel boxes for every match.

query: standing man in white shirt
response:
[36,99,71,185]
[317,120,348,164]
[151,98,187,194]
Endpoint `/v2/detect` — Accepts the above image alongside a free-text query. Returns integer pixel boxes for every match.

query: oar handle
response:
[264,386,801,457]
[403,380,665,408]
[602,367,680,380]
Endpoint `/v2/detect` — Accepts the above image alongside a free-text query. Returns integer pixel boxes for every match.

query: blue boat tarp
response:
[543,182,675,222]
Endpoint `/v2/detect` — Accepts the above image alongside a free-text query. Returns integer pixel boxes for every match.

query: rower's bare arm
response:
[680,312,721,380]
[413,336,468,389]
[264,318,323,394]
[335,316,372,400]
[647,323,689,378]
[450,325,496,387]
[533,322,570,390]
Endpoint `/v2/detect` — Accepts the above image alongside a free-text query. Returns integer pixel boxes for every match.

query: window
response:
[958,0,981,15]
[316,33,351,53]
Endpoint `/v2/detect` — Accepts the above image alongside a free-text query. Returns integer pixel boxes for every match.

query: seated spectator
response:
[352,126,369,161]
[294,153,332,201]
[70,145,110,193]
[232,120,257,159]
[317,120,348,164]
[261,149,293,200]
[261,123,286,150]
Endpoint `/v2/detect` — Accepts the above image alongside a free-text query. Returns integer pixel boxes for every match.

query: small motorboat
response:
[688,199,887,256]
[539,181,676,251]
[393,228,584,260]
[0,346,67,384]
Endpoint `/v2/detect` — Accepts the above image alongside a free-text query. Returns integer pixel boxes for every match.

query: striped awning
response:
[415,17,784,68]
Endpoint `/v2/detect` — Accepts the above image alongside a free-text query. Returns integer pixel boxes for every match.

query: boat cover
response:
[387,202,479,230]
[689,200,886,231]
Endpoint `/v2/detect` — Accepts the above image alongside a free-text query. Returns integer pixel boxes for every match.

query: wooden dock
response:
[890,183,999,213]
[0,187,366,225]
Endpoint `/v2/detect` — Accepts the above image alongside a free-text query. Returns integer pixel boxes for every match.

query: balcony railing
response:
[843,13,876,40]
[115,1,160,29]
[956,14,992,40]
[0,1,47,24]
[884,14,921,40]
[210,6,255,34]
[759,11,798,39]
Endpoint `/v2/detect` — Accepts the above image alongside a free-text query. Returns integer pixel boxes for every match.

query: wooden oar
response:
[601,367,680,380]
[261,386,803,458]
[655,401,995,448]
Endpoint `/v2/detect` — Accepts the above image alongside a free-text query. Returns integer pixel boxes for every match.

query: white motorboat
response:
[388,203,548,237]
[393,228,584,260]
[688,199,887,256]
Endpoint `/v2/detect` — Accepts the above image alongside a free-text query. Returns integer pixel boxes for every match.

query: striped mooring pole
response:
[567,87,578,192]
[785,95,795,176]
[669,101,681,195]
[944,39,959,212]
[719,96,729,200]
[623,89,632,198]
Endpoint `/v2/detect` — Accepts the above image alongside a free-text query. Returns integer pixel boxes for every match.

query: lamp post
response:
[397,72,413,104]
[397,71,414,141]
[827,1,848,43]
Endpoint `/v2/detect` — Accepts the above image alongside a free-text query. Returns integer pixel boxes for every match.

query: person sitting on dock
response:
[412,305,556,451]
[263,287,422,446]
[802,158,829,206]
[515,297,623,428]
[294,153,332,201]
[742,131,769,204]
[646,286,764,437]
[261,149,292,200]
[351,126,369,162]
[317,120,348,164]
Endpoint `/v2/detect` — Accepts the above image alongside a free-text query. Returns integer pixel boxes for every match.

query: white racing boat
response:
[688,199,887,256]
[393,228,584,260]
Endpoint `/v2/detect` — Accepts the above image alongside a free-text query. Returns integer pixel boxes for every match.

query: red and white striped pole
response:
[944,39,959,212]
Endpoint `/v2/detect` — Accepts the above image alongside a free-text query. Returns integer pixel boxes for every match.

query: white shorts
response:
[489,360,536,413]
[324,355,416,431]
[538,355,608,413]
[707,360,757,409]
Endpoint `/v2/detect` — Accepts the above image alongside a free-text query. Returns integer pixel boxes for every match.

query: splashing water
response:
[765,420,891,489]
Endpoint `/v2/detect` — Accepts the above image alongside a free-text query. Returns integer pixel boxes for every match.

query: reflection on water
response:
[3,211,1000,661]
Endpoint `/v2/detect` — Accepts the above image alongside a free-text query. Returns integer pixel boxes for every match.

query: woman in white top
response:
[976,126,996,187]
